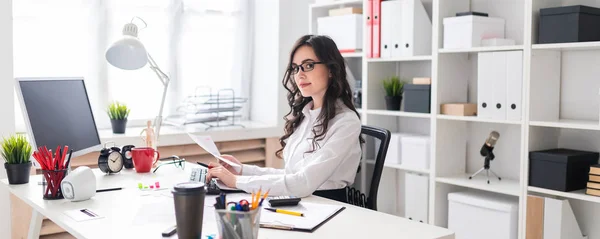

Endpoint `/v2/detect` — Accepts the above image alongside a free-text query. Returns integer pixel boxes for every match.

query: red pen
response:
[197,162,214,169]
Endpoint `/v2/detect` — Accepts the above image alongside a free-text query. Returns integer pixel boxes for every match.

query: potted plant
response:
[1,134,33,185]
[107,101,131,134]
[383,76,405,111]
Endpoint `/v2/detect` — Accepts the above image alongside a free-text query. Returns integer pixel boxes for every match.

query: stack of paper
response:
[260,202,345,232]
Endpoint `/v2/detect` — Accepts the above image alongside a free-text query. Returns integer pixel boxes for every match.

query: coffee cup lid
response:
[172,181,206,193]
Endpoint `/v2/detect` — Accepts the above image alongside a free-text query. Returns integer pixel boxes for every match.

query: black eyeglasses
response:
[290,61,326,74]
[153,155,185,173]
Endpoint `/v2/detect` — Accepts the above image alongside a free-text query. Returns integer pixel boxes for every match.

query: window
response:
[13,0,251,131]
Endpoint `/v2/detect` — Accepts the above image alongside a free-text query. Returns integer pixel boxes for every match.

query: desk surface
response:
[1,163,454,239]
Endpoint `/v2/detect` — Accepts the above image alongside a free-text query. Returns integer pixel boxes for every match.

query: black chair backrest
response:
[361,125,391,210]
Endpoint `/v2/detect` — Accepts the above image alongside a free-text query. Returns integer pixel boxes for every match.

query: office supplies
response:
[443,15,505,49]
[440,103,477,116]
[404,172,429,223]
[529,148,599,191]
[98,142,124,174]
[33,145,71,199]
[542,197,587,239]
[372,0,381,58]
[366,0,373,58]
[478,51,523,120]
[106,17,170,142]
[15,77,102,165]
[96,187,122,193]
[317,14,363,53]
[265,208,304,217]
[187,133,242,173]
[260,202,345,232]
[196,162,214,169]
[267,196,301,207]
[162,225,177,237]
[61,166,96,202]
[380,0,431,58]
[539,5,600,44]
[64,208,104,222]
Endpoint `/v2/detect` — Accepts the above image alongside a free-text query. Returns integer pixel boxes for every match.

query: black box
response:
[529,148,599,192]
[538,5,600,44]
[403,84,430,113]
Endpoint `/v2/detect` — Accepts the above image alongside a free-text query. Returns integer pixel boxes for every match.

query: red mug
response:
[131,147,160,173]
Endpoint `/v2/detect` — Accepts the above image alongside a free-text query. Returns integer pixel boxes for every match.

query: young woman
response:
[206,35,362,201]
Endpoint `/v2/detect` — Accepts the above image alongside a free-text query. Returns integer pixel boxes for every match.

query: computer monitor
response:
[15,77,102,166]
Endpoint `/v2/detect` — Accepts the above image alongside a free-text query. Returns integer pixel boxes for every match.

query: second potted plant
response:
[1,134,33,185]
[107,101,131,134]
[383,76,405,111]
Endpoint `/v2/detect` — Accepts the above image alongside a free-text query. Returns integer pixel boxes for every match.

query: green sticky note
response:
[144,186,149,189]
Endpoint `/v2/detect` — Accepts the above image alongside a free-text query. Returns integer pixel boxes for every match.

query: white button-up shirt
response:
[235,100,362,197]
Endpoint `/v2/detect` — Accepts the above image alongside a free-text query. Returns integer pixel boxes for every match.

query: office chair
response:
[346,125,391,211]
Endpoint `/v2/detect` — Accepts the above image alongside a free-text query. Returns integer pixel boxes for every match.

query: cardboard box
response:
[412,77,431,85]
[329,7,363,16]
[441,103,477,116]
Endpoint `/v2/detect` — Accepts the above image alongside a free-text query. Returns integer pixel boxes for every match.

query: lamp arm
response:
[146,53,170,143]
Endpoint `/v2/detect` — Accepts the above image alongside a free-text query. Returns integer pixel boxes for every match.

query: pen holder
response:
[215,208,261,239]
[41,169,68,200]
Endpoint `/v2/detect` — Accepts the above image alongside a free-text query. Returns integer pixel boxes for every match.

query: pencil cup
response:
[215,208,261,239]
[41,169,68,200]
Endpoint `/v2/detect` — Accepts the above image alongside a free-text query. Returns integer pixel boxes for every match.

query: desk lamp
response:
[105,17,170,144]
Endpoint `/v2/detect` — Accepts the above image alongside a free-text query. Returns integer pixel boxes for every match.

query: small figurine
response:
[140,120,156,149]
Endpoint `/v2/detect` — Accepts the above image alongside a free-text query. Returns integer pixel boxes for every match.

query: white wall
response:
[0,0,15,238]
[250,0,312,128]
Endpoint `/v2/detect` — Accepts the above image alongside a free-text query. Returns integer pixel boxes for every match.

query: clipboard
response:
[259,203,346,232]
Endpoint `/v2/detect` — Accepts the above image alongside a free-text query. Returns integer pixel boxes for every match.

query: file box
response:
[529,148,599,192]
[400,135,430,170]
[443,15,505,49]
[538,5,600,44]
[448,191,518,239]
[404,84,431,113]
[317,14,363,52]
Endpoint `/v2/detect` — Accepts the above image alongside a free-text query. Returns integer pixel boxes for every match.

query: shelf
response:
[436,174,520,197]
[532,41,600,51]
[366,110,431,118]
[529,186,600,204]
[342,52,363,58]
[438,45,524,54]
[367,55,432,62]
[437,115,521,125]
[529,119,600,131]
[365,160,430,175]
[309,0,362,9]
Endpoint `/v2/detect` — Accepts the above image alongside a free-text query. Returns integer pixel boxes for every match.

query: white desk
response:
[1,162,454,239]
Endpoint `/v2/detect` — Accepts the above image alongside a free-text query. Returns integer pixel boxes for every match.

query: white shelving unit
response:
[309,0,600,238]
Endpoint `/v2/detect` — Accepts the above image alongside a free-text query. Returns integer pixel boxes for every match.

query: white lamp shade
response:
[105,36,148,70]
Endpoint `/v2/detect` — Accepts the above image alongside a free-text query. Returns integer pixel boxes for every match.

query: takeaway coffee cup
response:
[172,181,206,238]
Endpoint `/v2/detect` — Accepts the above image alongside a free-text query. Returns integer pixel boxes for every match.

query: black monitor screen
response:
[18,78,101,155]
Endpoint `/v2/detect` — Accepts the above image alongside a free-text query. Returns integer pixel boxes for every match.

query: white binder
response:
[380,0,394,58]
[404,172,429,223]
[505,51,523,121]
[477,52,494,119]
[491,52,507,120]
[396,0,431,57]
[543,197,587,239]
[380,0,431,58]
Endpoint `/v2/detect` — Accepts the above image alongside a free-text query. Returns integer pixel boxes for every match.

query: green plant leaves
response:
[0,134,32,164]
[107,101,131,120]
[382,76,405,97]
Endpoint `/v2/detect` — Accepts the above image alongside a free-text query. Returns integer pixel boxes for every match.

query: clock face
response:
[107,151,123,173]
[124,150,132,159]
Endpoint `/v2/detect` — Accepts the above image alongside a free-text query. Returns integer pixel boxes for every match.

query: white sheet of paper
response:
[187,133,242,172]
[64,208,104,222]
[260,202,345,231]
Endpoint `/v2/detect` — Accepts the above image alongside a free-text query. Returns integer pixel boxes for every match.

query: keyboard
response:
[206,179,221,195]
[190,167,221,195]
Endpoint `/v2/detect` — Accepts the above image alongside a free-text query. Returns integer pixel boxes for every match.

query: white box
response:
[404,172,428,223]
[317,14,363,52]
[481,38,515,47]
[384,133,402,165]
[443,15,505,49]
[448,191,518,239]
[400,134,430,170]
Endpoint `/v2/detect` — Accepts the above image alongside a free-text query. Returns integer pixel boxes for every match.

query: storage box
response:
[412,77,431,85]
[443,15,505,49]
[317,14,363,52]
[384,133,402,165]
[538,5,600,44]
[329,7,362,16]
[481,38,515,47]
[404,172,428,223]
[529,148,599,192]
[448,191,519,239]
[441,103,477,116]
[404,84,431,113]
[400,135,430,170]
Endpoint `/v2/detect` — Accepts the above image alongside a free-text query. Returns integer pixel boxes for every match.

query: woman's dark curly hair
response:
[275,35,364,158]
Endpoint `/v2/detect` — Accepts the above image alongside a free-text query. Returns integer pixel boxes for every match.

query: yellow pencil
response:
[265,208,304,217]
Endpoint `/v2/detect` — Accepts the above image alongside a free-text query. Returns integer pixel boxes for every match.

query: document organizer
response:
[164,87,247,130]
[259,203,345,232]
